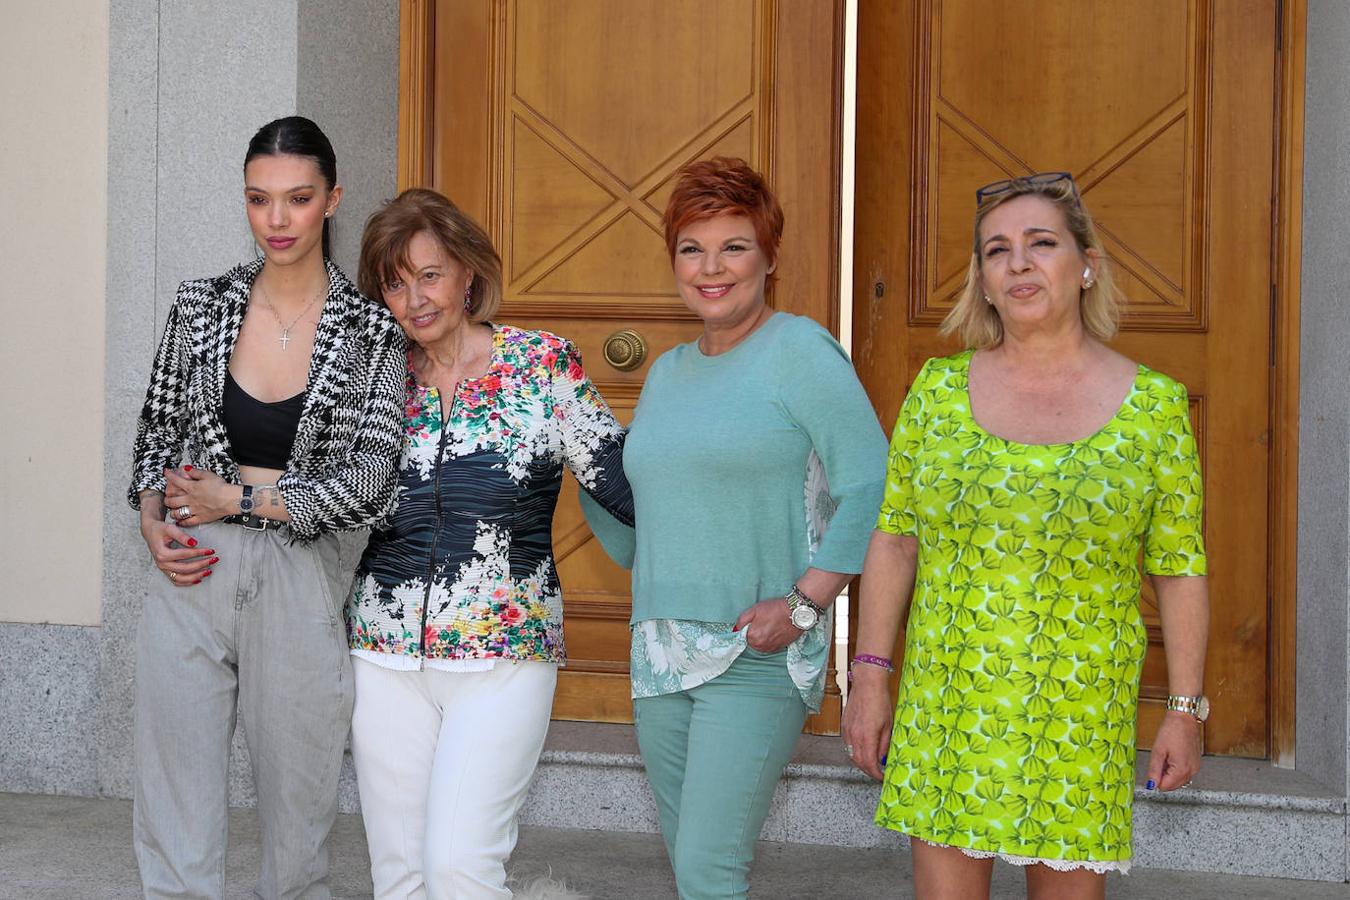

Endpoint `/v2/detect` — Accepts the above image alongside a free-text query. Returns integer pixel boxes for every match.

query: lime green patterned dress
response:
[874,351,1206,871]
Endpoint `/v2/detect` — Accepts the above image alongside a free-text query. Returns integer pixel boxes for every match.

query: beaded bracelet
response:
[847,653,895,683]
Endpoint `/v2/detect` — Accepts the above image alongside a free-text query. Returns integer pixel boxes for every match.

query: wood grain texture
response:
[403,0,845,731]
[853,0,1283,757]
[1269,0,1306,768]
[397,0,435,190]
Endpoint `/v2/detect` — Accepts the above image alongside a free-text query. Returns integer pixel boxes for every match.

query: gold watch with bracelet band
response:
[1165,694,1210,722]
[786,584,826,630]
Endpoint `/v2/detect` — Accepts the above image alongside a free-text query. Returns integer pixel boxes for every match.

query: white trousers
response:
[350,657,558,900]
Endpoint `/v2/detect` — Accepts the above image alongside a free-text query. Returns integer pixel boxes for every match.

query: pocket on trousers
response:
[302,538,342,629]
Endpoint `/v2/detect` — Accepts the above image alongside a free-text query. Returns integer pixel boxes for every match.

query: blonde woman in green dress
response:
[842,173,1209,899]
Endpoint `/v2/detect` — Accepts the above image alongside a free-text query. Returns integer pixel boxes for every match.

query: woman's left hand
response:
[733,598,801,653]
[163,467,237,527]
[1145,711,1203,791]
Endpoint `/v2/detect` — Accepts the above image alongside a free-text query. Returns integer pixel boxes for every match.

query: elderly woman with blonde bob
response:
[843,173,1209,899]
[345,188,632,898]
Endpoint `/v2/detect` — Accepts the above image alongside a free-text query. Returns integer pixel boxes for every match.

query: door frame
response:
[1270,0,1305,767]
[397,0,435,191]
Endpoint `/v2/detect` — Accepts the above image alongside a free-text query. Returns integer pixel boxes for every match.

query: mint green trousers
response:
[633,648,808,900]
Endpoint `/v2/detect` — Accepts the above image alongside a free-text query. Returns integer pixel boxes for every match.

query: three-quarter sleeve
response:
[776,318,887,574]
[551,340,634,527]
[1143,378,1207,576]
[876,359,935,537]
[277,315,408,540]
[128,289,192,509]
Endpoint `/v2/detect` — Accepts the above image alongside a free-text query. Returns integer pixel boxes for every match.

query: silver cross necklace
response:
[255,277,328,350]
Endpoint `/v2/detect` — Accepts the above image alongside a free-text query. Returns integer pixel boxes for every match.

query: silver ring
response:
[176,506,191,519]
[844,744,854,756]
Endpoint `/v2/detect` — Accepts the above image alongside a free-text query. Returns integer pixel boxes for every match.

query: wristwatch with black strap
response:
[239,484,255,515]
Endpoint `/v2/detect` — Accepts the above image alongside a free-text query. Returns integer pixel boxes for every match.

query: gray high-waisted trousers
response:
[133,519,353,900]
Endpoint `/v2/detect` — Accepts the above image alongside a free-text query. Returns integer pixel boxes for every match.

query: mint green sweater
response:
[585,312,887,624]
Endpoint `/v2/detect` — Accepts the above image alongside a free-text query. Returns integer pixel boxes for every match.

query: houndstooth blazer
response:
[128,257,408,541]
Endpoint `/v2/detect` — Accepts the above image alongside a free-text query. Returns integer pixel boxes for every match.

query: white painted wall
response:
[0,2,109,625]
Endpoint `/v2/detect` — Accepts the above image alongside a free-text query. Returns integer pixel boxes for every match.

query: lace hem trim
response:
[914,838,1130,875]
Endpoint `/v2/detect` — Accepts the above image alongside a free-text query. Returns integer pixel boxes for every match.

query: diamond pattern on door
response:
[500,0,772,315]
[916,0,1207,332]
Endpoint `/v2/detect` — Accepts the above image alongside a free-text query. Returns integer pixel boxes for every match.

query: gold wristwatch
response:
[1165,694,1210,722]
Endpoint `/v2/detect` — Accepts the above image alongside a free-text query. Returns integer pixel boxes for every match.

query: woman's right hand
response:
[139,493,217,587]
[841,668,895,781]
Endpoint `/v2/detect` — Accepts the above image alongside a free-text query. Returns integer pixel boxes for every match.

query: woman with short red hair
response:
[585,157,886,898]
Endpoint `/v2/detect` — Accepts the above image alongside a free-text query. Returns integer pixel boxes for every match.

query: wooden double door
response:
[402,0,1295,756]
[853,0,1291,758]
[400,0,849,729]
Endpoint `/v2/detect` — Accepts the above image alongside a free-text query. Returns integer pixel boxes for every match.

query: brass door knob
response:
[602,329,647,371]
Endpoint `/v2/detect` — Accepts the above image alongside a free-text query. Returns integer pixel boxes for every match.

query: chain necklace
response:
[255,277,328,350]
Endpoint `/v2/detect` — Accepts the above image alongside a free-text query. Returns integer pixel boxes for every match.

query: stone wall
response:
[1297,0,1350,802]
[0,0,398,800]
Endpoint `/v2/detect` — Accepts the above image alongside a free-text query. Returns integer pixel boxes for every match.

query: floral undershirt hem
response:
[913,838,1130,875]
[629,451,837,712]
[629,615,831,710]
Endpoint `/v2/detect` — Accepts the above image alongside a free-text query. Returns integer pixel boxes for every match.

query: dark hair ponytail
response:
[245,116,338,259]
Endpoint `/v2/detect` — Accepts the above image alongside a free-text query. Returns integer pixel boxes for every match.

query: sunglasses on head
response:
[975,171,1080,207]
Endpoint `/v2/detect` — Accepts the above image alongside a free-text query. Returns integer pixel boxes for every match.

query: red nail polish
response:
[187,538,198,548]
[194,578,203,584]
[208,557,219,565]
[203,570,213,578]
[184,465,193,472]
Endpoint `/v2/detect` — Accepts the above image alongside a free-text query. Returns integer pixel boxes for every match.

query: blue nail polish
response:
[1146,779,1156,790]
[881,754,888,766]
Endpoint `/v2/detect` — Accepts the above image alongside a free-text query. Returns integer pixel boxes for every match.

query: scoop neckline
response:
[691,310,785,361]
[225,368,305,406]
[409,323,504,394]
[959,349,1147,449]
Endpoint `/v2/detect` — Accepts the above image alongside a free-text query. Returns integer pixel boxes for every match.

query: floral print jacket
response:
[347,325,634,664]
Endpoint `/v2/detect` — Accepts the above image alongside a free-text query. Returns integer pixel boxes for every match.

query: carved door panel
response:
[854,0,1277,755]
[406,0,846,728]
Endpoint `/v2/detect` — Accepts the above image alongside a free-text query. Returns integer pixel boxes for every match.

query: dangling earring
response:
[983,294,992,305]
[463,284,473,312]
[1082,266,1094,290]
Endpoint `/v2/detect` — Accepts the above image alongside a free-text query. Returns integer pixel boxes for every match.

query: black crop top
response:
[221,370,305,470]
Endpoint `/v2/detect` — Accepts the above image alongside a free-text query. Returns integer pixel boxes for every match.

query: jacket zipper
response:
[418,385,455,664]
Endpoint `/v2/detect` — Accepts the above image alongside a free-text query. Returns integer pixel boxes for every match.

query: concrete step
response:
[4,792,1349,899]
[221,721,1347,884]
[516,723,1348,883]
